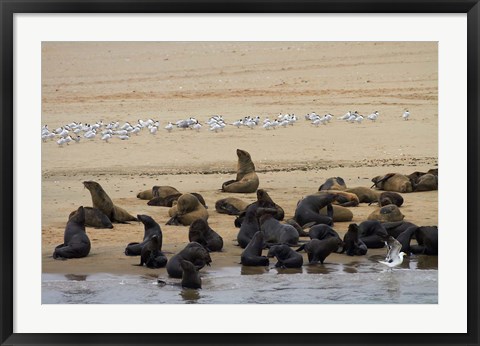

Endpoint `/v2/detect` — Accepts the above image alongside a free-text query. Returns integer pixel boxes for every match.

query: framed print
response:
[1,1,479,345]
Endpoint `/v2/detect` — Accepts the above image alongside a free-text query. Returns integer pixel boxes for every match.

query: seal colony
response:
[49,149,438,291]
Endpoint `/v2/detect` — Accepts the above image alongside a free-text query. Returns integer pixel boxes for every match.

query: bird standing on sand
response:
[165,122,173,133]
[367,111,379,122]
[379,236,406,269]
[402,109,410,121]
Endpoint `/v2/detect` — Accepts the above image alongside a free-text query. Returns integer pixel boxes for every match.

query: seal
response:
[166,242,212,278]
[408,173,438,191]
[258,209,299,246]
[315,190,359,207]
[411,226,438,255]
[357,220,389,248]
[215,197,249,215]
[237,207,261,248]
[293,193,337,227]
[139,235,168,268]
[188,218,223,252]
[180,260,202,289]
[222,149,260,193]
[240,231,269,266]
[367,204,405,223]
[53,206,91,259]
[166,193,209,226]
[318,177,347,191]
[83,181,138,223]
[68,206,113,229]
[377,192,404,207]
[308,224,343,253]
[383,221,418,238]
[136,189,154,200]
[343,223,368,256]
[125,214,163,256]
[345,187,380,204]
[285,219,314,237]
[267,244,303,268]
[296,237,342,264]
[318,205,353,222]
[149,192,207,208]
[152,185,181,198]
[234,189,284,227]
[395,225,418,254]
[371,173,413,193]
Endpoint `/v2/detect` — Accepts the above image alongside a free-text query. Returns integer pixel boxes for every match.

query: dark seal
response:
[180,260,202,289]
[166,242,212,278]
[188,218,224,252]
[318,177,347,191]
[296,237,342,264]
[267,244,303,268]
[234,189,284,227]
[125,214,163,256]
[293,193,336,227]
[240,231,269,266]
[68,206,113,229]
[343,223,368,256]
[258,209,299,246]
[53,206,91,259]
[358,220,389,248]
[139,235,168,268]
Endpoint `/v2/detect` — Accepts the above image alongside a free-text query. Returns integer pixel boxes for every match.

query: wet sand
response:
[41,42,438,276]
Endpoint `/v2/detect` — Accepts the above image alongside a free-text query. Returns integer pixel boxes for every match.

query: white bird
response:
[73,136,81,143]
[59,128,69,138]
[347,114,357,123]
[232,119,243,128]
[379,236,406,269]
[355,115,364,124]
[117,135,130,140]
[101,134,112,143]
[263,121,272,130]
[368,111,379,122]
[149,126,158,135]
[114,130,128,136]
[403,109,410,121]
[192,122,202,132]
[84,131,96,139]
[339,111,351,120]
[324,113,333,122]
[209,123,222,133]
[165,122,173,133]
[56,138,66,147]
[129,126,141,135]
[63,135,73,145]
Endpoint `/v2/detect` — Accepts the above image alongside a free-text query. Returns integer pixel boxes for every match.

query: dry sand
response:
[41,42,438,275]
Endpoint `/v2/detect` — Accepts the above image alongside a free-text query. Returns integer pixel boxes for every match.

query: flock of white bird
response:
[41,110,411,147]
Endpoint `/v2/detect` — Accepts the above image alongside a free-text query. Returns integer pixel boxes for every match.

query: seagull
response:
[192,122,202,132]
[403,109,410,121]
[338,111,351,120]
[379,236,406,269]
[165,122,173,133]
[149,126,158,135]
[101,133,112,143]
[368,111,379,122]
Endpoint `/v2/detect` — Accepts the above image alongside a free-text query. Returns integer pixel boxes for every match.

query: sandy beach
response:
[41,42,438,280]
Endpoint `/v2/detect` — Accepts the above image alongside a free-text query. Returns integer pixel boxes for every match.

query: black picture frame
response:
[1,1,479,345]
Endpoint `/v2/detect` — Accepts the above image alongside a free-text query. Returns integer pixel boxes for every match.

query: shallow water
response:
[42,255,438,304]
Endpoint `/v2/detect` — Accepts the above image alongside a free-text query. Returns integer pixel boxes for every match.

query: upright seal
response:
[222,149,260,193]
[53,206,91,259]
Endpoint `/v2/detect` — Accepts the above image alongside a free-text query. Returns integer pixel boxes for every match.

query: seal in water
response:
[188,218,223,252]
[371,173,413,193]
[215,197,249,215]
[166,193,209,226]
[258,208,299,246]
[308,224,341,241]
[222,149,260,193]
[139,235,168,268]
[68,206,113,229]
[296,237,342,264]
[357,220,389,248]
[180,260,202,289]
[345,187,380,204]
[377,192,404,207]
[149,192,207,208]
[83,181,138,223]
[343,223,368,256]
[367,204,405,223]
[234,189,284,227]
[240,231,269,266]
[293,193,337,227]
[166,242,212,278]
[318,177,347,191]
[267,244,303,268]
[125,214,163,256]
[53,206,91,259]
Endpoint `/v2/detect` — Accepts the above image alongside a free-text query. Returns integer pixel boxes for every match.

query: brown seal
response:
[152,185,181,198]
[136,189,154,200]
[68,206,113,229]
[408,172,438,191]
[371,173,413,193]
[367,204,405,222]
[234,189,285,227]
[318,177,347,191]
[222,149,260,193]
[215,197,249,215]
[315,190,359,207]
[166,193,209,226]
[188,218,223,252]
[83,181,138,223]
[53,206,91,259]
[148,192,207,208]
[319,205,353,222]
[378,192,404,207]
[344,187,380,203]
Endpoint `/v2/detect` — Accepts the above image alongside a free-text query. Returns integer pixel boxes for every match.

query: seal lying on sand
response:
[180,260,202,289]
[240,231,269,266]
[234,189,284,227]
[166,193,209,226]
[125,214,163,256]
[267,245,303,268]
[371,173,413,193]
[53,206,91,259]
[408,172,438,191]
[258,208,299,246]
[345,187,380,203]
[148,192,207,208]
[188,218,223,252]
[137,186,181,200]
[68,206,113,229]
[294,193,337,227]
[319,205,353,222]
[367,204,405,223]
[316,190,359,207]
[215,197,249,215]
[166,242,212,278]
[343,223,368,256]
[377,192,404,207]
[318,177,347,191]
[83,181,137,223]
[297,237,342,264]
[139,235,168,268]
[222,149,260,193]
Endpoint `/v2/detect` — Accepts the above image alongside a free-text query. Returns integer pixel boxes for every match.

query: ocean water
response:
[42,254,437,304]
